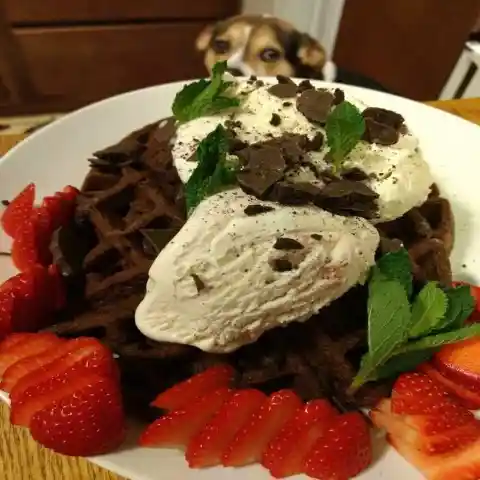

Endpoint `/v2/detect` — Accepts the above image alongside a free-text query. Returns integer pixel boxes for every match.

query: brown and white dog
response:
[196,14,337,82]
[196,14,388,92]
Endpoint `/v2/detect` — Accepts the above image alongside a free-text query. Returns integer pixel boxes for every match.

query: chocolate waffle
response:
[47,121,456,419]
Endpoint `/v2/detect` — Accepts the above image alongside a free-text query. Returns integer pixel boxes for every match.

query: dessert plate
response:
[1,80,480,480]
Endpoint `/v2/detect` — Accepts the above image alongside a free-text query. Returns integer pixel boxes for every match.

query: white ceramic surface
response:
[1,80,480,480]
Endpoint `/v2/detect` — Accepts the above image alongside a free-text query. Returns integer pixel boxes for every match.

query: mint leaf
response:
[398,324,480,352]
[438,285,476,331]
[372,350,435,382]
[353,273,411,389]
[172,62,240,122]
[408,282,448,338]
[326,101,365,172]
[376,248,412,297]
[185,125,238,214]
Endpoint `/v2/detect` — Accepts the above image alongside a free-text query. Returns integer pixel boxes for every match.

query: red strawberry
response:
[10,337,118,408]
[262,399,339,478]
[222,389,302,467]
[1,338,87,393]
[40,195,68,233]
[420,363,480,410]
[1,183,35,238]
[11,218,51,270]
[0,333,36,353]
[151,365,235,411]
[139,387,233,448]
[29,373,125,457]
[186,389,266,468]
[0,332,61,376]
[0,292,13,341]
[304,412,372,480]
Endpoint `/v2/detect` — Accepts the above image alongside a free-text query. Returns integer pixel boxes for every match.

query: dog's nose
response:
[227,68,243,76]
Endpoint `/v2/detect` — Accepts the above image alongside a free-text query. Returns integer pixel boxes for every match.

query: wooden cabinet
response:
[0,0,240,115]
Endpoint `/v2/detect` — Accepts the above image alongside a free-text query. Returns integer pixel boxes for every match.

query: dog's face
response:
[196,15,328,79]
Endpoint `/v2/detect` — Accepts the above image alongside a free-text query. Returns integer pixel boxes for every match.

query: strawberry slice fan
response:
[0,183,78,339]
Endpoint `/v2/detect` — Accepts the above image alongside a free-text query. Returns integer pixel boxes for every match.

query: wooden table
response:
[0,97,479,480]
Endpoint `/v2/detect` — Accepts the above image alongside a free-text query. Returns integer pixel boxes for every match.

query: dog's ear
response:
[196,24,216,51]
[297,33,327,71]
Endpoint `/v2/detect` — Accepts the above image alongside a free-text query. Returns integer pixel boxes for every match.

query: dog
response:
[196,14,388,92]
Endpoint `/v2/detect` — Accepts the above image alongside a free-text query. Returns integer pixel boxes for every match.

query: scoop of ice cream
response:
[135,189,379,353]
[171,79,433,223]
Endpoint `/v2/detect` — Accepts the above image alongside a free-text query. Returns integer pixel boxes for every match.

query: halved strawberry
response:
[372,400,480,480]
[304,412,372,480]
[1,338,87,393]
[11,218,51,271]
[139,387,233,448]
[1,183,35,238]
[186,389,266,468]
[262,399,338,478]
[0,332,61,376]
[420,363,480,410]
[221,389,302,467]
[29,372,125,457]
[0,291,13,341]
[0,333,36,354]
[151,365,235,411]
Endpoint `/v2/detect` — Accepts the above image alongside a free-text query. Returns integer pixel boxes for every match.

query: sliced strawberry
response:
[0,333,36,353]
[1,338,87,393]
[151,365,235,411]
[420,363,480,410]
[0,332,61,376]
[10,338,118,419]
[40,195,68,233]
[262,399,339,478]
[433,338,480,392]
[1,183,35,238]
[61,186,79,203]
[11,218,51,271]
[392,372,453,415]
[139,387,233,448]
[0,291,13,341]
[372,400,480,480]
[222,389,302,467]
[304,412,372,480]
[29,373,125,457]
[186,389,266,468]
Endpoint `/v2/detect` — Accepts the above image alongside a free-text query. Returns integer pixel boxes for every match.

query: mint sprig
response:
[185,125,239,214]
[172,62,240,122]
[351,248,478,390]
[326,101,365,173]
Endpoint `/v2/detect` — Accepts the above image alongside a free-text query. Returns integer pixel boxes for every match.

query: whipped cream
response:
[135,189,379,352]
[172,79,433,222]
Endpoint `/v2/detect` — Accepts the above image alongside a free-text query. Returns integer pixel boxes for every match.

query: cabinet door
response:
[5,0,240,23]
[334,0,480,100]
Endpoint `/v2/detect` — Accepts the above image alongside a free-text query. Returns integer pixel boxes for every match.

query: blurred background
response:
[0,0,480,125]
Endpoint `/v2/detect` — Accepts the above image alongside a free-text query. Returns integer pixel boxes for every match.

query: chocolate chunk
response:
[311,234,323,241]
[297,90,334,123]
[274,238,304,250]
[191,274,206,292]
[321,180,378,199]
[297,80,314,93]
[237,146,287,198]
[1,199,10,206]
[270,182,322,205]
[256,80,265,88]
[363,107,404,129]
[333,88,345,105]
[270,113,282,126]
[363,118,398,146]
[305,132,324,151]
[268,83,298,99]
[270,258,294,272]
[342,167,369,181]
[276,75,296,85]
[244,204,275,216]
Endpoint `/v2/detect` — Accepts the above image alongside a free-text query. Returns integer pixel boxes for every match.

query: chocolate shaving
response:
[244,204,275,216]
[363,107,404,129]
[270,258,294,272]
[268,83,298,99]
[342,167,369,181]
[297,80,314,93]
[270,113,282,126]
[362,108,405,146]
[305,132,324,151]
[270,182,322,206]
[274,238,304,250]
[276,75,296,85]
[333,88,345,105]
[191,274,206,292]
[297,90,334,124]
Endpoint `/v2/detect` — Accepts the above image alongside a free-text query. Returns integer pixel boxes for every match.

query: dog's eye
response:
[260,48,282,62]
[212,39,230,54]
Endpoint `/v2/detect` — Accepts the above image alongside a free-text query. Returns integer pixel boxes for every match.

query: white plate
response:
[1,80,480,480]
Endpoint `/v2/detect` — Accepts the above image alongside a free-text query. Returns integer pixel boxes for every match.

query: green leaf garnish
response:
[172,61,240,122]
[326,101,365,173]
[408,282,448,338]
[351,247,479,391]
[185,125,239,214]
